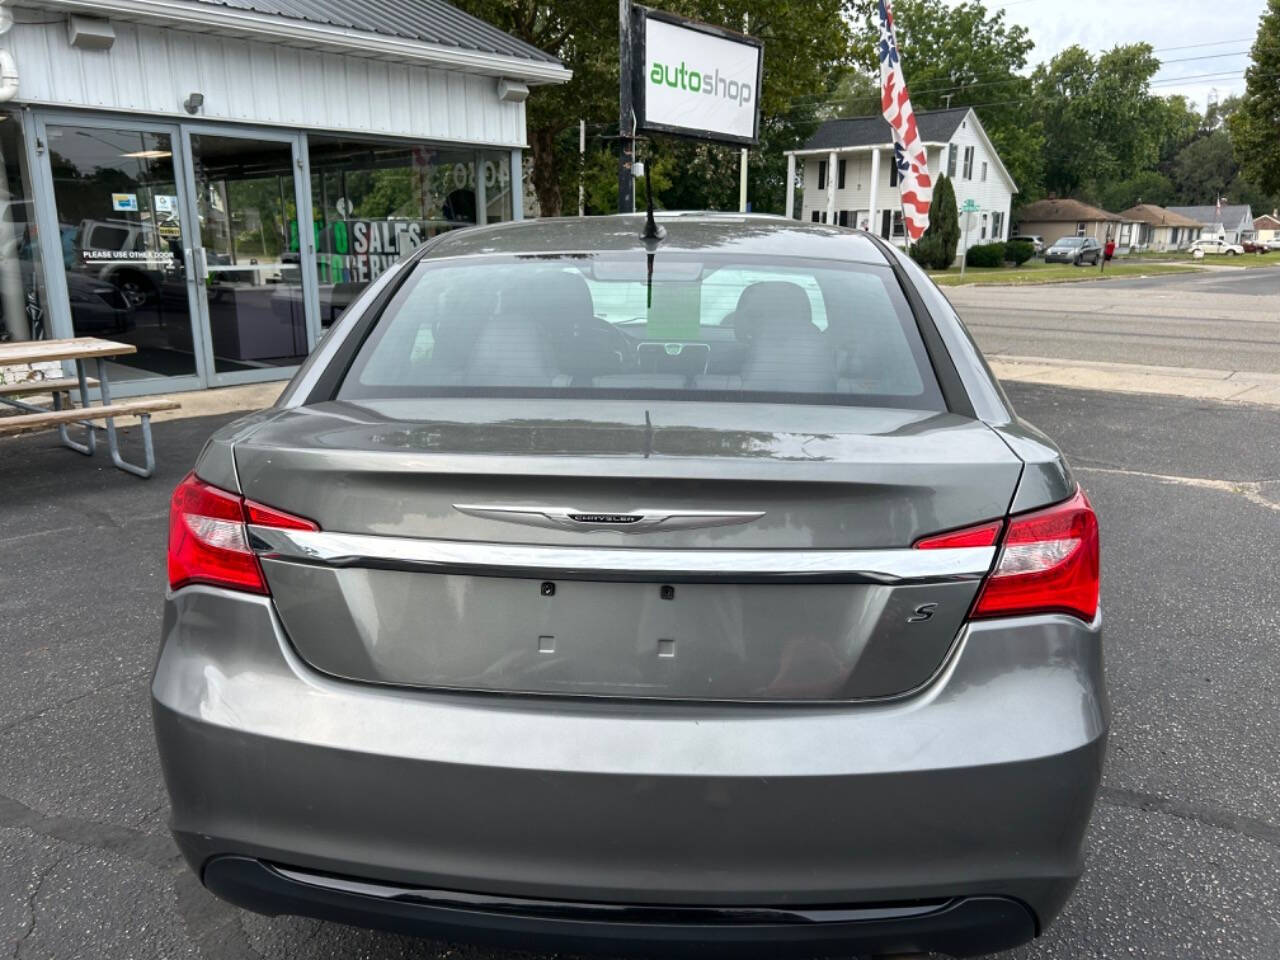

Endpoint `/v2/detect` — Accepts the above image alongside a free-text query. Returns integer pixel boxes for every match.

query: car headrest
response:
[734,282,814,338]
[514,270,596,327]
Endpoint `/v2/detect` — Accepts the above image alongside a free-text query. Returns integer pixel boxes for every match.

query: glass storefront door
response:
[43,121,202,382]
[186,131,312,381]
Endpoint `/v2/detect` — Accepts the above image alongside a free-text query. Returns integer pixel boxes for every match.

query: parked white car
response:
[1012,234,1045,254]
[1189,238,1245,257]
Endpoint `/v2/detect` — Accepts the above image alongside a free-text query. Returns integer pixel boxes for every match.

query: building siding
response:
[9,19,527,147]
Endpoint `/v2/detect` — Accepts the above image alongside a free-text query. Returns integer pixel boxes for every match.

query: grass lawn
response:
[1123,250,1280,269]
[929,261,1202,287]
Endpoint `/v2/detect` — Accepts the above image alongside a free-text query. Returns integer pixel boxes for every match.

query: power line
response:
[784,46,1261,110]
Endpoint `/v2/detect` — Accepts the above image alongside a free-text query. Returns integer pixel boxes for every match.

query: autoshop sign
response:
[632,6,763,147]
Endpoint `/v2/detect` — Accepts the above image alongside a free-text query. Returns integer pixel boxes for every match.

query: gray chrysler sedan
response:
[154,214,1107,959]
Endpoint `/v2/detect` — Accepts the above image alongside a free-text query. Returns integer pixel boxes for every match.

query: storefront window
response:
[0,110,48,345]
[45,124,199,381]
[307,136,511,326]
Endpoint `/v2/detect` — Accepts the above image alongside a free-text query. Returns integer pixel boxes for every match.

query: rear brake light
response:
[914,520,1003,550]
[168,473,317,594]
[973,488,1099,622]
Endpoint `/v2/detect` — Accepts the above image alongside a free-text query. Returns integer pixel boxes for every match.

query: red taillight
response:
[974,488,1099,622]
[914,519,1003,550]
[913,487,1099,623]
[168,473,317,594]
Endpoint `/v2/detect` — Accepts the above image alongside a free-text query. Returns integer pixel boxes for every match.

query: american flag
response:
[877,0,931,241]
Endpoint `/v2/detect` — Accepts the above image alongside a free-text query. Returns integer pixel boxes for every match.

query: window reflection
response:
[307,137,512,326]
[45,124,197,380]
[0,110,49,347]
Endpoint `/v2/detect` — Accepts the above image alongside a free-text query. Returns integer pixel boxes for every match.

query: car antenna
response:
[640,159,665,242]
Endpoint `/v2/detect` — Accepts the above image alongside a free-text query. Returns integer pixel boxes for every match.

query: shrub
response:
[965,242,1006,268]
[908,233,944,269]
[1005,239,1035,266]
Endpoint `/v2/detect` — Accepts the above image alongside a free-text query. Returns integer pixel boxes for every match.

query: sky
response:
[946,0,1269,112]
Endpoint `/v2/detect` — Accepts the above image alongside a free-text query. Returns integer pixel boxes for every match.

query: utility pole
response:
[579,119,586,217]
[739,148,748,212]
[618,0,635,214]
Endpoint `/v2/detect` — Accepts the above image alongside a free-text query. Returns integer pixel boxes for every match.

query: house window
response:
[837,210,849,227]
[817,160,826,191]
[1171,228,1180,245]
[981,161,988,182]
[947,144,958,178]
[1075,222,1086,237]
[981,213,988,240]
[837,159,846,190]
[811,210,820,223]
[893,211,905,238]
[962,146,974,180]
[992,211,1003,240]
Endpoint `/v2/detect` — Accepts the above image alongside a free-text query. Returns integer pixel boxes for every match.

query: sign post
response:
[960,198,979,276]
[618,0,636,214]
[618,3,763,213]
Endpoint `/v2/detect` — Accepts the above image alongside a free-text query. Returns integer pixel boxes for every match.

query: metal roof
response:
[186,0,560,64]
[801,108,970,151]
[1166,205,1254,227]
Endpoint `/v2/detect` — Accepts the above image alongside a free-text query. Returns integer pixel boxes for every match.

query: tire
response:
[1228,250,1239,256]
[113,272,155,307]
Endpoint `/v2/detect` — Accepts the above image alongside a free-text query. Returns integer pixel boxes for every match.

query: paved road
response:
[949,268,1280,374]
[2,389,1279,959]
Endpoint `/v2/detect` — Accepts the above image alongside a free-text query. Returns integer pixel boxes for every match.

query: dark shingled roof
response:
[1016,198,1124,223]
[802,107,970,151]
[187,0,561,64]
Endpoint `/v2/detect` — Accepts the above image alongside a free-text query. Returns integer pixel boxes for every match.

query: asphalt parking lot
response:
[3,382,1279,959]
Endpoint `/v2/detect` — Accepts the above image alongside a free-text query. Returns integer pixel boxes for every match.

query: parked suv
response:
[154,213,1107,959]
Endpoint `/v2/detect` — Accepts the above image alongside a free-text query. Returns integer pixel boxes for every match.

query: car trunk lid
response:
[232,398,1022,701]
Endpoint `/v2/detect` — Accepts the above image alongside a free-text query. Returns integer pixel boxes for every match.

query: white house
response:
[783,107,1016,252]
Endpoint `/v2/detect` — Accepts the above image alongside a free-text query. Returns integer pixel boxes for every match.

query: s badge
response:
[908,603,938,624]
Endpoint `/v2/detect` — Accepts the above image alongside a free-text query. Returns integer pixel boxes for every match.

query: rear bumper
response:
[153,587,1109,954]
[203,855,1036,958]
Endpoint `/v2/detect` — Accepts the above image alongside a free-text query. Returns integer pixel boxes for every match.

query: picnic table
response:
[0,337,180,478]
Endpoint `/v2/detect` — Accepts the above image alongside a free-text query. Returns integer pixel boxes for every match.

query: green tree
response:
[1170,130,1237,205]
[1230,0,1280,196]
[909,173,959,269]
[1096,171,1176,212]
[450,0,853,217]
[1033,43,1163,199]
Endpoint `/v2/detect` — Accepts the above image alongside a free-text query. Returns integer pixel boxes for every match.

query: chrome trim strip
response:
[453,503,765,533]
[249,527,995,584]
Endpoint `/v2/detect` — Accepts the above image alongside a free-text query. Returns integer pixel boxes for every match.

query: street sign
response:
[630,5,763,147]
[960,199,980,214]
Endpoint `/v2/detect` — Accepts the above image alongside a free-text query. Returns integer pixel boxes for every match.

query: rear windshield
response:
[337,254,945,410]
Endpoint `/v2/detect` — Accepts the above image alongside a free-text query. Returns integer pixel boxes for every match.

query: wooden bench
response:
[0,398,180,434]
[0,377,101,398]
[0,337,180,478]
[0,398,181,476]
